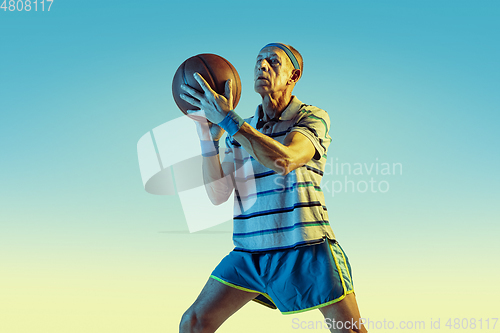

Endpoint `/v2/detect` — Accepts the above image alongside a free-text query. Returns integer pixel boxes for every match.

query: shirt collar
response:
[253,96,303,125]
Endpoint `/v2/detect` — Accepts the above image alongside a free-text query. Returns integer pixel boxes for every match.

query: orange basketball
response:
[172,54,242,116]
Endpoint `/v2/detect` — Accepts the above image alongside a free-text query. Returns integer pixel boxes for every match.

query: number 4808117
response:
[1,0,54,11]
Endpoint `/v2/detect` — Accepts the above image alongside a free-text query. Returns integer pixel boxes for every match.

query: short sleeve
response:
[289,107,332,160]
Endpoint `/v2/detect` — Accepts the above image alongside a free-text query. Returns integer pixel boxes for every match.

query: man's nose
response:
[258,59,270,71]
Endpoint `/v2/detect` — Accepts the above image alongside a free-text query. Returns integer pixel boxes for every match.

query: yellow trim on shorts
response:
[329,241,347,295]
[210,275,260,294]
[209,275,276,305]
[281,240,355,315]
[338,244,354,286]
[281,290,355,315]
[252,297,277,309]
[257,292,275,304]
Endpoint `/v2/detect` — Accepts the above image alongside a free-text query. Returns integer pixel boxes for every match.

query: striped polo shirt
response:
[222,96,336,252]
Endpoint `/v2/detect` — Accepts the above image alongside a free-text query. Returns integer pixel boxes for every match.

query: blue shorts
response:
[210,238,354,314]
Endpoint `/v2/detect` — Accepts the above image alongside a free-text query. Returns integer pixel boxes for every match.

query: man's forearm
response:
[232,122,293,175]
[201,154,233,205]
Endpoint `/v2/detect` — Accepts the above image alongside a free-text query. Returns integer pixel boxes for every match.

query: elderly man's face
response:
[254,46,295,95]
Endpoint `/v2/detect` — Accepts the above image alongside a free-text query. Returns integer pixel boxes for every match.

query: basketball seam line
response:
[181,61,187,86]
[197,55,218,96]
[221,56,239,104]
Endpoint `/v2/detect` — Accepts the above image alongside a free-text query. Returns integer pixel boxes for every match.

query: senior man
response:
[179,43,368,333]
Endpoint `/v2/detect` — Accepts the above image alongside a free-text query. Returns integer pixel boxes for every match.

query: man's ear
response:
[289,69,301,83]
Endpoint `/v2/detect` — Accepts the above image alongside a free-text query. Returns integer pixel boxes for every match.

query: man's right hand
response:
[186,109,225,142]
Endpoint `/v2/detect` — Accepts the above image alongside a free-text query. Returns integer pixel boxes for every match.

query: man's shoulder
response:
[295,102,330,124]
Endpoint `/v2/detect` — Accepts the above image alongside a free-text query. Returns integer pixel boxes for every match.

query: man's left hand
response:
[180,72,233,124]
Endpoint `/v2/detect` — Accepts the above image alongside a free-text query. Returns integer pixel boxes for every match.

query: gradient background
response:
[1,1,499,332]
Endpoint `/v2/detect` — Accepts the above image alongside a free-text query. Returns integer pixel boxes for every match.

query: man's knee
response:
[179,308,214,333]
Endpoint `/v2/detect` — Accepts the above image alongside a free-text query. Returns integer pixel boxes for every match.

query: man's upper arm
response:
[221,161,235,179]
[288,107,331,161]
[220,136,235,189]
[283,131,316,171]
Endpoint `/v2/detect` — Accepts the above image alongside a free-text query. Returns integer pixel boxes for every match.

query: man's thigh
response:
[318,293,368,333]
[187,277,259,327]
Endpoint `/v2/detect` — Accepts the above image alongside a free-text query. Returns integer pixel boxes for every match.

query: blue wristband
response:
[200,140,219,157]
[218,110,245,137]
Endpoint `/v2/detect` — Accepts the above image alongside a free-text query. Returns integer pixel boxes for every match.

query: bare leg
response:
[318,293,368,333]
[179,277,259,333]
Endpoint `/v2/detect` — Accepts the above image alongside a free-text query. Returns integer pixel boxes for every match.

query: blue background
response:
[1,1,499,332]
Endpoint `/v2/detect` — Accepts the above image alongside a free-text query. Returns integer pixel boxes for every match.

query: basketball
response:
[172,54,242,117]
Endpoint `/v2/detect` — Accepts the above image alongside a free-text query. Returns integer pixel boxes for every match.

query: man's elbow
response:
[209,196,228,206]
[207,187,233,205]
[274,144,316,175]
[273,157,295,176]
